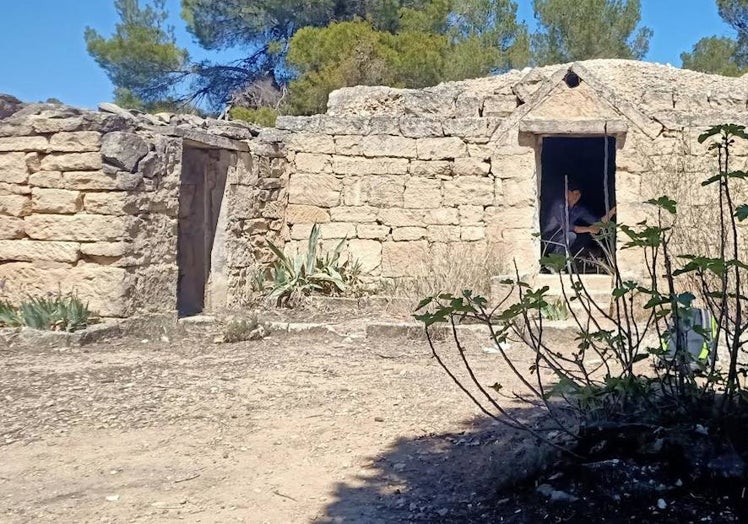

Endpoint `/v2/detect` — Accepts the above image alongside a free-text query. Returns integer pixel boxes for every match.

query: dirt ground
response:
[0,325,550,523]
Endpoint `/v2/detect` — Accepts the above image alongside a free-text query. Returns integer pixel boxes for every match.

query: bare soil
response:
[0,326,548,523]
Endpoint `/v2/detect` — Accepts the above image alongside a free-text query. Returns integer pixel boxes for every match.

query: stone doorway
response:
[539,136,617,273]
[176,146,231,317]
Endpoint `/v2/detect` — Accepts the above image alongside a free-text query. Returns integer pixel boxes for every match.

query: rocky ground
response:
[2,321,746,523]
[0,324,551,523]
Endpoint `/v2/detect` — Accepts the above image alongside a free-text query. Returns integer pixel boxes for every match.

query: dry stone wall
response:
[0,97,286,318]
[276,114,529,279]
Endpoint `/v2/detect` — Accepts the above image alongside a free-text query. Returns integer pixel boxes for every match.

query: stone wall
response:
[276,114,516,279]
[0,98,286,318]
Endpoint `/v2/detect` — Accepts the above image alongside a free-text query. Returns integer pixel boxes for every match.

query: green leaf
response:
[735,204,748,221]
[645,195,677,214]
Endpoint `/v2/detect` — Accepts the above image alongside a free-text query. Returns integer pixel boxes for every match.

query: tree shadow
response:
[320,408,559,523]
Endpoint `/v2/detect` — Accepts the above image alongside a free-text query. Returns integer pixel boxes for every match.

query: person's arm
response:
[573,205,616,234]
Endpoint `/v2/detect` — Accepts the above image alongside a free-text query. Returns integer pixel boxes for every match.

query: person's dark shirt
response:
[543,199,599,242]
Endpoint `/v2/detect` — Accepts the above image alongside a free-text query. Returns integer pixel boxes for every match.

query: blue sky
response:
[0,1,737,109]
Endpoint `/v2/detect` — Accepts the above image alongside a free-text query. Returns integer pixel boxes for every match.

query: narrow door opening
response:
[539,136,616,274]
[177,147,229,317]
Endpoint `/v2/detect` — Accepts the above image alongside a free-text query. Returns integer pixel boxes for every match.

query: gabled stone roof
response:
[325,60,748,127]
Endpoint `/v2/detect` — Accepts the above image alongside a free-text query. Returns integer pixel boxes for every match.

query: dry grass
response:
[381,243,505,313]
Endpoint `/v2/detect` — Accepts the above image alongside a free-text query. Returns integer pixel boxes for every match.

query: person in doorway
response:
[542,180,617,260]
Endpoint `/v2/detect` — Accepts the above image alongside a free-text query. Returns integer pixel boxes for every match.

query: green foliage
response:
[682,1,748,76]
[0,293,96,332]
[416,123,748,450]
[540,297,569,321]
[0,301,22,328]
[286,1,529,114]
[681,37,746,77]
[85,0,188,104]
[265,224,363,306]
[531,0,652,65]
[229,106,279,127]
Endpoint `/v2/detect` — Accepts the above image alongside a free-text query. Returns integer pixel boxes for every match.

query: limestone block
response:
[320,222,356,239]
[483,95,517,116]
[32,188,83,214]
[461,226,485,241]
[24,214,134,242]
[0,152,29,184]
[346,239,382,274]
[49,131,101,152]
[453,157,491,177]
[485,206,536,230]
[616,172,643,204]
[404,177,442,209]
[286,204,331,224]
[442,118,502,142]
[363,116,398,135]
[332,156,409,175]
[25,152,41,172]
[410,160,452,178]
[261,201,286,220]
[80,242,132,258]
[0,262,131,317]
[0,136,48,152]
[41,152,103,171]
[290,223,314,240]
[321,116,369,135]
[342,178,363,206]
[31,117,85,134]
[84,192,140,215]
[287,133,336,154]
[427,225,461,242]
[364,176,405,207]
[357,224,390,240]
[0,216,25,239]
[490,153,536,180]
[0,195,31,216]
[101,132,149,173]
[416,138,468,160]
[459,205,484,225]
[425,207,459,225]
[362,135,417,158]
[28,171,63,188]
[378,208,424,227]
[334,136,363,156]
[0,183,30,195]
[295,153,332,173]
[501,178,535,206]
[399,118,443,138]
[392,226,427,241]
[442,177,494,206]
[381,240,430,277]
[330,206,378,223]
[289,173,341,207]
[0,240,80,262]
[62,171,143,191]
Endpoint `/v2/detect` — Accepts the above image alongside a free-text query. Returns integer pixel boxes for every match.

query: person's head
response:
[566,180,582,206]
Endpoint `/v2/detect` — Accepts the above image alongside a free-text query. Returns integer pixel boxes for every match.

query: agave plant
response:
[0,300,22,328]
[266,224,363,306]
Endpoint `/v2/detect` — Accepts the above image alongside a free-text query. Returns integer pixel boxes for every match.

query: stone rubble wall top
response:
[0,96,287,150]
[324,59,748,121]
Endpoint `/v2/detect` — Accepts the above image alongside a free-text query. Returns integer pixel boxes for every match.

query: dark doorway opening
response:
[176,147,230,317]
[539,136,616,273]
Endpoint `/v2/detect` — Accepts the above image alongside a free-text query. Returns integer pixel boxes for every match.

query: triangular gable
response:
[491,62,662,143]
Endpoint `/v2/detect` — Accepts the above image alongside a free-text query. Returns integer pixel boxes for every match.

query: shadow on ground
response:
[321,409,556,523]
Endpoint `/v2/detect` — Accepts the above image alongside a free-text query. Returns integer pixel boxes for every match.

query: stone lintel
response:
[519,118,628,137]
[163,127,250,152]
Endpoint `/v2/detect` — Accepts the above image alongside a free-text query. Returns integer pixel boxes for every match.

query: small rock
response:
[105,494,120,502]
[657,498,667,510]
[437,508,449,517]
[374,417,384,422]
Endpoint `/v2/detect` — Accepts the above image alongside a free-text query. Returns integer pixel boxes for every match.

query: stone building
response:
[1,59,747,319]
